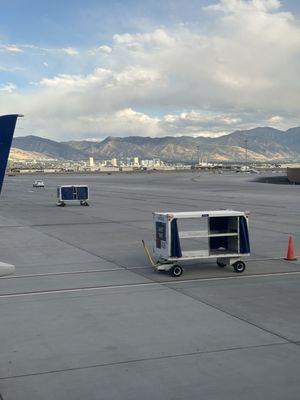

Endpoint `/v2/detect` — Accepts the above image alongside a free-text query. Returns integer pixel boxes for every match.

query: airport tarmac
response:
[0,171,300,399]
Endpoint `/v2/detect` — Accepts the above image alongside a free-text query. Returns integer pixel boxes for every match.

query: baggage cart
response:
[57,185,89,207]
[143,210,250,277]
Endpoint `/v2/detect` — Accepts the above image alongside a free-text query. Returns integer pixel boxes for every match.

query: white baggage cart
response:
[143,210,250,277]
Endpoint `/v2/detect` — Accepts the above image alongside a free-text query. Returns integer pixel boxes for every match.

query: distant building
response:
[88,157,94,168]
[111,158,118,167]
[99,166,119,173]
[120,166,134,172]
[133,157,139,166]
[141,158,162,168]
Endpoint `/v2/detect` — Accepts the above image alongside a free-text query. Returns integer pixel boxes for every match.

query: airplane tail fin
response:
[0,114,21,194]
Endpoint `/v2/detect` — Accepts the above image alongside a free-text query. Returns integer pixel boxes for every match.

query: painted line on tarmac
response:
[1,270,300,299]
[0,266,155,279]
[1,257,294,280]
[1,267,125,279]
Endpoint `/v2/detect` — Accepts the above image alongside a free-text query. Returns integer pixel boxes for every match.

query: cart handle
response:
[142,240,160,268]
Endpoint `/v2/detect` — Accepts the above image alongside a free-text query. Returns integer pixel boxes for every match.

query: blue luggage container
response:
[57,185,89,207]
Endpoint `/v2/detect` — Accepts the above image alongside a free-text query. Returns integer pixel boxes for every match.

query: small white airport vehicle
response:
[33,180,45,188]
[57,185,89,207]
[143,210,250,277]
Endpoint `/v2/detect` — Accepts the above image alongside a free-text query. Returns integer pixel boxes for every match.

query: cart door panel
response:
[154,214,169,259]
[170,219,182,257]
[77,186,88,200]
[239,216,250,253]
[61,187,74,201]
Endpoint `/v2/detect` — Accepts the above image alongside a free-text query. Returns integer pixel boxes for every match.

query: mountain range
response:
[9,148,53,161]
[11,126,300,162]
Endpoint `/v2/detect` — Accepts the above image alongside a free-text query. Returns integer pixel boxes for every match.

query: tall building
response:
[133,157,139,166]
[88,157,94,168]
[111,158,117,167]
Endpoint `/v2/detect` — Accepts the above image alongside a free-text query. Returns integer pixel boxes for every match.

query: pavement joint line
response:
[9,259,117,268]
[30,216,153,263]
[30,228,129,271]
[250,225,300,236]
[90,186,287,209]
[25,224,165,286]
[28,219,150,227]
[1,260,298,279]
[0,341,289,381]
[0,267,125,279]
[0,250,294,280]
[248,257,285,262]
[2,270,300,298]
[2,210,162,288]
[167,286,297,346]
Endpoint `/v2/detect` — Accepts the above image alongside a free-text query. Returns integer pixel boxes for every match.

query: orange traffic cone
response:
[285,236,297,261]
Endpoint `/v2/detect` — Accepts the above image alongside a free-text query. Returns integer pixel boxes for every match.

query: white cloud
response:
[114,29,175,48]
[77,109,248,139]
[205,0,281,13]
[161,111,241,133]
[81,108,161,137]
[61,47,79,56]
[38,66,163,90]
[0,43,80,56]
[0,83,17,93]
[125,43,144,52]
[0,44,23,53]
[1,0,300,139]
[0,66,24,72]
[89,45,113,55]
[268,115,283,124]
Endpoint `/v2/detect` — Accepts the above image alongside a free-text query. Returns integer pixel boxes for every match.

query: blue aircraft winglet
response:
[0,114,22,194]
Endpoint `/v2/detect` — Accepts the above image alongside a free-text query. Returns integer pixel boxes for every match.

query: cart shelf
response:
[210,232,238,237]
[173,250,209,259]
[168,249,244,261]
[179,230,208,239]
[179,230,238,239]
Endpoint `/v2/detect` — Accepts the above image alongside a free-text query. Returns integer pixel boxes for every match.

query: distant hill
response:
[12,127,300,162]
[13,135,87,160]
[9,148,53,161]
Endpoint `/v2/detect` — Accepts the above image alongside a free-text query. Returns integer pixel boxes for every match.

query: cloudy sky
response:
[1,0,300,140]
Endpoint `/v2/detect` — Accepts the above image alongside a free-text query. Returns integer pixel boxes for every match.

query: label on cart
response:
[156,222,166,249]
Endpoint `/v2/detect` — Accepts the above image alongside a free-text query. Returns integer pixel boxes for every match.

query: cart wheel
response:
[170,265,183,277]
[217,261,226,268]
[61,202,66,207]
[85,202,90,206]
[233,261,246,273]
